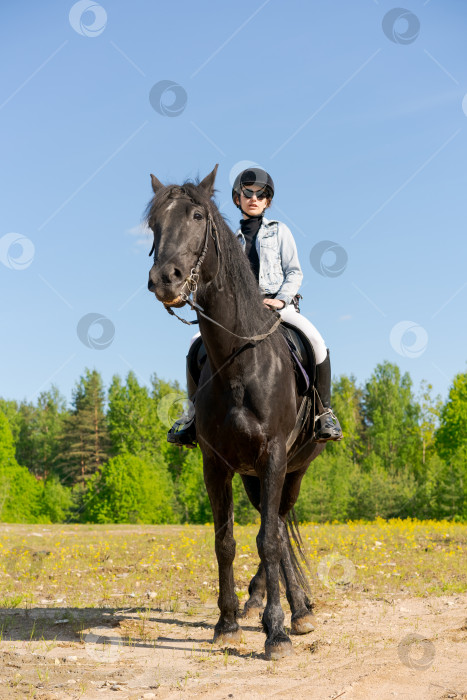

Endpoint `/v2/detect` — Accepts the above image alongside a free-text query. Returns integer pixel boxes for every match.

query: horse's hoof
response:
[241,604,263,620]
[213,626,242,644]
[291,611,315,635]
[265,635,293,660]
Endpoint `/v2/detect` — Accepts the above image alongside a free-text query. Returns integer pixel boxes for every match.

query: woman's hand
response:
[263,298,285,310]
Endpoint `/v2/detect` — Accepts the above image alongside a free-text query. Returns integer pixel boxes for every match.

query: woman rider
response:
[168,167,342,447]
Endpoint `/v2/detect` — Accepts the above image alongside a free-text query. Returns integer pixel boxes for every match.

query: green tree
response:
[348,453,417,520]
[417,380,442,467]
[296,448,354,522]
[175,449,212,523]
[80,453,178,524]
[108,371,162,457]
[435,446,467,521]
[15,387,67,478]
[362,362,421,473]
[411,452,445,519]
[56,369,109,484]
[39,476,74,523]
[331,374,364,464]
[0,411,41,522]
[435,371,467,462]
[0,399,20,444]
[149,374,187,479]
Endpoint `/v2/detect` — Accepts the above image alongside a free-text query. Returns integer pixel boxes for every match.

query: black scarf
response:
[240,215,262,281]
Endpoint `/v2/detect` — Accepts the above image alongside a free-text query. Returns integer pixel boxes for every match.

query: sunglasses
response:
[241,186,268,200]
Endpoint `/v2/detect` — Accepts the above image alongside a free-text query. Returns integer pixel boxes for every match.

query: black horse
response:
[147,165,326,659]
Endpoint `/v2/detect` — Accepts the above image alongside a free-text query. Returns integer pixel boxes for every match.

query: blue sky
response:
[1,0,466,408]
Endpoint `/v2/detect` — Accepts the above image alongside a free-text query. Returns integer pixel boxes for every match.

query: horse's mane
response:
[146,179,273,334]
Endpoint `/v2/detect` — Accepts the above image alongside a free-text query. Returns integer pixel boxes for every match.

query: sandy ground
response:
[0,592,466,700]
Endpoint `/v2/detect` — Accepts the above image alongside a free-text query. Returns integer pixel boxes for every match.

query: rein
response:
[170,297,283,344]
[160,200,281,345]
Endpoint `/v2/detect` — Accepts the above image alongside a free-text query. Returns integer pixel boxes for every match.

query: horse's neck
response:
[196,274,265,374]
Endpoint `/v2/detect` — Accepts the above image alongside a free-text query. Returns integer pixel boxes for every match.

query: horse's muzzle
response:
[148,275,187,308]
[148,261,188,304]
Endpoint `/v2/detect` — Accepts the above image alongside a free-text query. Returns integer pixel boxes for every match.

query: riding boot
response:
[167,346,200,449]
[314,349,343,443]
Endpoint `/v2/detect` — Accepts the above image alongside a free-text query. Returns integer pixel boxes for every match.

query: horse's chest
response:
[217,406,268,469]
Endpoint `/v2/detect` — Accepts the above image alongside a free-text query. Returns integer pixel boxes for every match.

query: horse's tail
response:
[282,508,313,609]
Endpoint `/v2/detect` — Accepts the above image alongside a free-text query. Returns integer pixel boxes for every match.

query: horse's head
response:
[147,165,219,307]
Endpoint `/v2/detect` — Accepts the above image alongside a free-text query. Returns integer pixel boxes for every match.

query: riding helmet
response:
[232,167,275,206]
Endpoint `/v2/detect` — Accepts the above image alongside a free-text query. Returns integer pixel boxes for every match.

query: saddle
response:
[278,323,317,452]
[278,322,316,397]
[187,324,317,453]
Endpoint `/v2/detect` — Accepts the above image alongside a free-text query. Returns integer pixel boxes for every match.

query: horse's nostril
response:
[160,266,183,285]
[148,279,155,291]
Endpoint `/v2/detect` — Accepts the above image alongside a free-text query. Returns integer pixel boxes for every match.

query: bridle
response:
[163,208,220,308]
[150,195,281,344]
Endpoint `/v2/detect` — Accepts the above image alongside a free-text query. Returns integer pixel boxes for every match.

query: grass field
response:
[0,519,466,699]
[1,518,466,611]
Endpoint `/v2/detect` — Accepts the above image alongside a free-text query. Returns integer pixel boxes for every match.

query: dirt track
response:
[1,592,466,699]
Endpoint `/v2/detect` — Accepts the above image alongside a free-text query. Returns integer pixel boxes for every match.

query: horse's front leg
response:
[257,440,293,659]
[203,459,241,643]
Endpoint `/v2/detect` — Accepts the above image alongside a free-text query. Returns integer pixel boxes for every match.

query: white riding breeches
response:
[279,304,328,364]
[190,305,327,365]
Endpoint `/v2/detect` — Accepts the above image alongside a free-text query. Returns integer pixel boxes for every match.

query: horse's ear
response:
[150,174,164,195]
[199,164,219,197]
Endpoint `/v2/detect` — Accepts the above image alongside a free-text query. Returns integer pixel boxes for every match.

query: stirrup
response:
[167,416,197,448]
[314,408,343,443]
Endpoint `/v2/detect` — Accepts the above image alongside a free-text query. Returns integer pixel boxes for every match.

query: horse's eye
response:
[194,212,203,220]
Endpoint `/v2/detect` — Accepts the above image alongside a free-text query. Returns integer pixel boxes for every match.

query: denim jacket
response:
[235,217,303,305]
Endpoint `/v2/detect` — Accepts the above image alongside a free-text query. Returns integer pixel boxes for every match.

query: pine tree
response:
[56,369,109,484]
[14,387,67,478]
[436,447,467,520]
